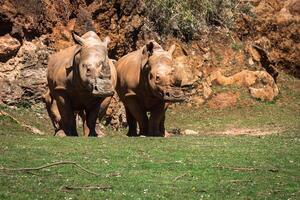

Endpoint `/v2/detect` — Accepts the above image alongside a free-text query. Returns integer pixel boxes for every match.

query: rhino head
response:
[142,41,185,102]
[72,31,114,97]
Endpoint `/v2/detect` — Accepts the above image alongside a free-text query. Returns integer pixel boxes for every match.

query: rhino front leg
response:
[149,103,165,137]
[159,113,167,137]
[85,105,101,137]
[55,93,78,136]
[124,96,148,136]
[78,111,89,137]
[159,103,169,137]
[125,106,138,137]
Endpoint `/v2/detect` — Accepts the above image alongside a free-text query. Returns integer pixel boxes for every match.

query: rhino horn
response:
[102,61,111,78]
[103,36,111,47]
[168,44,176,55]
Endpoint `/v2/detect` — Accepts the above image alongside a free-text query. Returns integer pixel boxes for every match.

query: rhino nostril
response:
[94,85,99,91]
[86,69,92,77]
[165,92,170,97]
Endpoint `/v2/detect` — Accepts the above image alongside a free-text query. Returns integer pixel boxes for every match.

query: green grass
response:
[0,74,299,199]
[0,117,299,199]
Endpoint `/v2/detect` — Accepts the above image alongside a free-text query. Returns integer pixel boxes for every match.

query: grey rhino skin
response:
[44,31,117,137]
[116,41,185,137]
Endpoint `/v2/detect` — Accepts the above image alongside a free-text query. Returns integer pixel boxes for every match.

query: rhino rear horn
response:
[103,36,111,47]
[168,44,176,55]
[72,32,85,46]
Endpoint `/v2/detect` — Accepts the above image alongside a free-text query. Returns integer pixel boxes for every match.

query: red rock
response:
[0,34,20,62]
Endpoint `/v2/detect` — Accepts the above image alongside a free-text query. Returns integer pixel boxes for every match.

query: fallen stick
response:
[60,185,112,191]
[0,110,45,135]
[0,161,101,176]
[213,165,279,172]
[213,165,259,172]
[173,173,188,181]
[226,180,252,183]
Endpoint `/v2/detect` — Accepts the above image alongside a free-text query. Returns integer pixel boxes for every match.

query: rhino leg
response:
[78,111,88,137]
[55,93,78,136]
[43,90,61,134]
[149,103,166,137]
[124,96,148,136]
[159,103,169,137]
[95,97,113,136]
[125,107,138,137]
[159,113,170,137]
[85,105,101,137]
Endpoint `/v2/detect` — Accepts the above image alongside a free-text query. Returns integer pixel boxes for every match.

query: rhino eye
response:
[149,73,154,80]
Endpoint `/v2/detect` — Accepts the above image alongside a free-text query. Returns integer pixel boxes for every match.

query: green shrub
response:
[145,0,238,40]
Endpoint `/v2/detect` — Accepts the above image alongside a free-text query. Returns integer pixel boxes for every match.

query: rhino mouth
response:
[90,79,114,97]
[162,87,185,102]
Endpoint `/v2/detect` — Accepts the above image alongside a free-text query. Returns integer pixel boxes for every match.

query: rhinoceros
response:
[116,41,185,137]
[45,31,117,137]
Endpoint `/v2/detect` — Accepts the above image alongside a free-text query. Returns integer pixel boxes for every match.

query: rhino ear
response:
[103,36,111,47]
[141,41,154,68]
[72,32,84,46]
[145,41,154,56]
[66,45,82,69]
[168,44,176,55]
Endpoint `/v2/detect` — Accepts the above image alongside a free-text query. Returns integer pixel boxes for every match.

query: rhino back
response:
[116,50,143,91]
[109,59,117,88]
[47,45,79,91]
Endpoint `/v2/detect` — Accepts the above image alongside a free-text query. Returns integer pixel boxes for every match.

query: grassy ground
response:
[0,74,299,199]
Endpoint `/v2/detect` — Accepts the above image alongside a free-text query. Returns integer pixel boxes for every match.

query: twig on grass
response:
[173,173,188,181]
[60,185,112,192]
[0,161,101,176]
[213,164,279,172]
[226,180,253,183]
[213,165,258,172]
[0,110,45,135]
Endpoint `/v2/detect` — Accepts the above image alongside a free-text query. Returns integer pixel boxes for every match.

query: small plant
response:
[231,42,243,51]
[145,0,238,40]
[215,53,223,63]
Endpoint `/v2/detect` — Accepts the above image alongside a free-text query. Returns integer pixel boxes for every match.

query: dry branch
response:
[173,173,188,181]
[0,110,45,135]
[213,165,279,172]
[60,185,112,191]
[226,180,252,183]
[0,161,101,176]
[213,165,258,172]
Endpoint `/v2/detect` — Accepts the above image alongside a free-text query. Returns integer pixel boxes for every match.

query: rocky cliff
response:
[0,0,148,105]
[0,0,298,108]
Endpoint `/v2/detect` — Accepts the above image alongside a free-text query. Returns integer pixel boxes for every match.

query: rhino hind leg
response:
[43,90,61,134]
[124,96,148,136]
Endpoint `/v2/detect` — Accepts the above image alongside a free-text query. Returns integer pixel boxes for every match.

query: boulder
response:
[0,38,51,105]
[207,69,279,101]
[208,92,239,109]
[174,56,198,87]
[0,34,21,62]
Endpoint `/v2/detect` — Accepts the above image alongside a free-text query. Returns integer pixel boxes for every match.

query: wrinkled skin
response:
[116,41,185,137]
[45,31,117,137]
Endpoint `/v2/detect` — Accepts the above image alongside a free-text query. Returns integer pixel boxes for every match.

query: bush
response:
[145,0,238,40]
